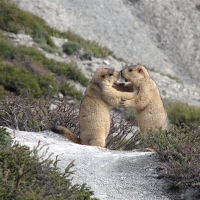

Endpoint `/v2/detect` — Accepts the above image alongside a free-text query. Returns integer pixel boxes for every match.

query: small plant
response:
[0,92,80,132]
[0,36,15,60]
[124,107,138,124]
[59,82,83,100]
[0,93,141,150]
[62,41,81,55]
[106,112,140,150]
[0,127,12,150]
[0,62,42,98]
[0,142,98,200]
[63,31,114,58]
[143,125,200,189]
[86,66,94,73]
[166,101,200,126]
[0,32,86,99]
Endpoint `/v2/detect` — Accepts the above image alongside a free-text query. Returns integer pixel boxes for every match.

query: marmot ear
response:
[101,74,105,78]
[138,68,143,74]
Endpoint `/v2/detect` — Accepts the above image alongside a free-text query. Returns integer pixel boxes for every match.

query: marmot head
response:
[92,67,120,88]
[121,65,150,87]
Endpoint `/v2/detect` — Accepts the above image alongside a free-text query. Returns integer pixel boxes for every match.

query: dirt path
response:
[9,128,171,200]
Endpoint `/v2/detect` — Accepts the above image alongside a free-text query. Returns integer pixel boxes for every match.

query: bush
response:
[0,36,15,60]
[59,82,83,100]
[0,0,55,47]
[0,32,85,99]
[0,61,82,99]
[0,92,80,132]
[124,107,138,125]
[0,142,98,199]
[0,127,12,150]
[0,85,8,98]
[106,113,140,150]
[0,62,42,98]
[0,93,140,150]
[62,41,81,55]
[167,102,200,126]
[62,31,114,58]
[143,125,200,189]
[14,45,89,87]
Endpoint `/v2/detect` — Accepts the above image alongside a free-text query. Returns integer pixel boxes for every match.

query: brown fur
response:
[50,125,81,144]
[120,65,168,135]
[51,67,134,147]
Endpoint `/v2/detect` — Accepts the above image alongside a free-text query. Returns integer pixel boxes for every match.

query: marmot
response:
[51,67,134,147]
[120,64,168,135]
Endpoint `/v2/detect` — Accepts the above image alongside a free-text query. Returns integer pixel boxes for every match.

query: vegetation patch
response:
[62,41,82,55]
[0,90,200,197]
[142,125,200,192]
[0,0,115,59]
[0,0,126,100]
[0,31,85,100]
[0,128,98,200]
[0,92,140,151]
[124,107,138,124]
[166,101,200,127]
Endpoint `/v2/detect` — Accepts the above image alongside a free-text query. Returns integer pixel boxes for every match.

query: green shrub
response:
[62,41,81,55]
[64,32,113,58]
[124,108,138,123]
[59,82,83,100]
[0,142,98,200]
[39,43,62,55]
[167,102,200,126]
[143,125,200,189]
[0,85,8,98]
[0,127,12,150]
[0,62,42,98]
[82,41,112,58]
[0,92,80,132]
[36,74,58,97]
[106,113,140,150]
[0,37,15,60]
[0,60,83,99]
[15,45,89,87]
[0,32,85,99]
[0,0,55,47]
[0,62,62,99]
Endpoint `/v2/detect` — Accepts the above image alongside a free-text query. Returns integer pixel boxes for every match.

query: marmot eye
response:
[108,73,113,76]
[128,68,133,72]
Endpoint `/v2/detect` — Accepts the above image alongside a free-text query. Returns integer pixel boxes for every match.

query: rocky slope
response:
[12,0,200,107]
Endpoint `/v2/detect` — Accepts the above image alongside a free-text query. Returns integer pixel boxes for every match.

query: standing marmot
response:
[51,67,134,147]
[120,64,168,135]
